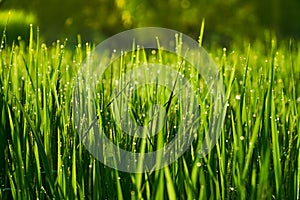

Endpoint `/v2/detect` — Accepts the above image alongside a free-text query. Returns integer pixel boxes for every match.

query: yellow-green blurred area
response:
[0,0,299,46]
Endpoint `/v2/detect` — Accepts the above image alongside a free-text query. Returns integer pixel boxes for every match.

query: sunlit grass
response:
[0,25,299,199]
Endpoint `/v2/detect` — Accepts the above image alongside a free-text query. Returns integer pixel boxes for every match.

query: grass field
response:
[0,25,299,199]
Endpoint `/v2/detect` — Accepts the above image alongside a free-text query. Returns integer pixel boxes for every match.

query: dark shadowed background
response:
[1,0,299,46]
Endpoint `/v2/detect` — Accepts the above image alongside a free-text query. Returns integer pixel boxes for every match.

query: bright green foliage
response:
[0,26,299,199]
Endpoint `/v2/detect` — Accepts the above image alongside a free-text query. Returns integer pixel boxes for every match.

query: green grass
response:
[0,25,299,199]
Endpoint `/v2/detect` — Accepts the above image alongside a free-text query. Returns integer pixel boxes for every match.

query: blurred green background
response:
[0,0,300,46]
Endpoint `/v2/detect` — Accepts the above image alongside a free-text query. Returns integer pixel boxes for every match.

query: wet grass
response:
[0,25,299,199]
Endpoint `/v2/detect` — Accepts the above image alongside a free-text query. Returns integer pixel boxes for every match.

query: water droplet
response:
[235,95,241,100]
